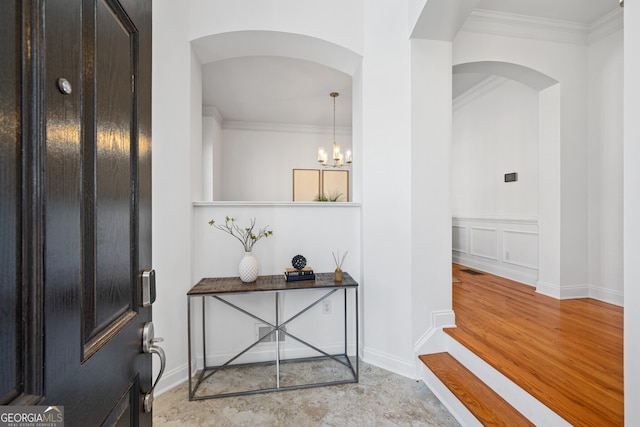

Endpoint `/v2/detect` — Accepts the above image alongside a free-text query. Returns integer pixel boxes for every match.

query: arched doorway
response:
[452,61,560,293]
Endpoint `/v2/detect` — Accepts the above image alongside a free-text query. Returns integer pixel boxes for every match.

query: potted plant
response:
[208,216,273,282]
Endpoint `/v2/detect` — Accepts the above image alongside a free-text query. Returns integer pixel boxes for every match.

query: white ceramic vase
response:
[239,251,259,282]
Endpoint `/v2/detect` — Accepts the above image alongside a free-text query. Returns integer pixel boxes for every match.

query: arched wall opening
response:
[190,31,364,202]
[451,61,560,291]
[184,30,366,382]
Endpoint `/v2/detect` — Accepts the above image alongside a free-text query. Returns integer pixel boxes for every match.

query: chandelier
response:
[318,92,352,168]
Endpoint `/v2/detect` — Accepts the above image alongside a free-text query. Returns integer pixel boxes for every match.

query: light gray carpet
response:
[153,361,461,426]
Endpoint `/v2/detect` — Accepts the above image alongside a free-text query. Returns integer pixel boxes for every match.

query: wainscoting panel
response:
[470,227,498,260]
[452,217,539,286]
[503,230,539,269]
[452,225,468,253]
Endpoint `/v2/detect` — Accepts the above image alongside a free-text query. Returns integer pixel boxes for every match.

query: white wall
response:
[537,84,562,297]
[451,75,540,286]
[625,2,640,424]
[202,109,223,201]
[191,203,361,367]
[452,78,539,218]
[587,28,624,304]
[217,124,352,201]
[624,2,640,426]
[152,0,453,393]
[359,1,417,376]
[186,0,363,57]
[190,51,203,202]
[152,0,194,393]
[201,115,214,201]
[410,39,455,351]
[193,205,361,279]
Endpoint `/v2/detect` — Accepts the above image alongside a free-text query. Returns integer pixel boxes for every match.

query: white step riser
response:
[422,333,572,427]
[419,363,484,427]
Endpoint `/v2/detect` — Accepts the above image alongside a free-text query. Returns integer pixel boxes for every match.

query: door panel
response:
[0,0,153,424]
[103,380,135,427]
[0,0,21,404]
[84,0,137,348]
[1,0,47,405]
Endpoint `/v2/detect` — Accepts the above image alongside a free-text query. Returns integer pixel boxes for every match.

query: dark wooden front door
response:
[1,0,153,425]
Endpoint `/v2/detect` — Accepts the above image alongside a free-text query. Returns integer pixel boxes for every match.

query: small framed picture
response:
[322,170,349,202]
[292,169,320,201]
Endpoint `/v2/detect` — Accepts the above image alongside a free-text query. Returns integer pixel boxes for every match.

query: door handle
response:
[142,322,165,412]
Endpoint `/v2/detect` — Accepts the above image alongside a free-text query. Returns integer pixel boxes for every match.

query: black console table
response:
[187,272,359,399]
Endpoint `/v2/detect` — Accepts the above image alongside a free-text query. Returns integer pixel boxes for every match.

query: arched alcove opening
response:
[452,61,559,291]
[190,31,363,202]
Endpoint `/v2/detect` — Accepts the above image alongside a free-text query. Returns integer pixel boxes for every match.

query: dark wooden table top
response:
[188,272,357,296]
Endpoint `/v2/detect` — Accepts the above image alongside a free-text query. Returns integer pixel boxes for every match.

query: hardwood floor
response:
[446,264,623,427]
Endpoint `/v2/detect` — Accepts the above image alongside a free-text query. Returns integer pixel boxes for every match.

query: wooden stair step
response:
[419,352,534,427]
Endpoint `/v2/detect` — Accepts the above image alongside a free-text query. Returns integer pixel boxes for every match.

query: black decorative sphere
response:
[291,255,307,270]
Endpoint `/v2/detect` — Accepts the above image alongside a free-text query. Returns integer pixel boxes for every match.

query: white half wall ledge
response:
[193,201,362,208]
[190,30,363,76]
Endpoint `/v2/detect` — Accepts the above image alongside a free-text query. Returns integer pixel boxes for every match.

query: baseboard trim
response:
[414,311,456,356]
[155,362,191,396]
[536,280,589,299]
[537,280,623,306]
[361,347,416,379]
[588,285,624,307]
[453,254,538,286]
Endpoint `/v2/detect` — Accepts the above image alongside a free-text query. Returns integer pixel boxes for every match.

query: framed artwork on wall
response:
[292,169,320,201]
[322,170,349,202]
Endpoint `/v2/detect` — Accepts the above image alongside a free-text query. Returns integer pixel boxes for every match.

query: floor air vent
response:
[460,269,484,276]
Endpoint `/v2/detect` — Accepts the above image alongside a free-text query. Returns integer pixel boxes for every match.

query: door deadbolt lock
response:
[141,269,156,307]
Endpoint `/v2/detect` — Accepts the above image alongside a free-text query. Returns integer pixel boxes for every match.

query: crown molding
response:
[222,120,352,135]
[202,104,352,135]
[453,75,507,111]
[452,215,538,225]
[202,105,223,126]
[461,9,589,45]
[588,8,623,44]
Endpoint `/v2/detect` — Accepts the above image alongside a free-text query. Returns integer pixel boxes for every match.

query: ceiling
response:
[202,56,352,128]
[201,1,621,128]
[476,0,619,24]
